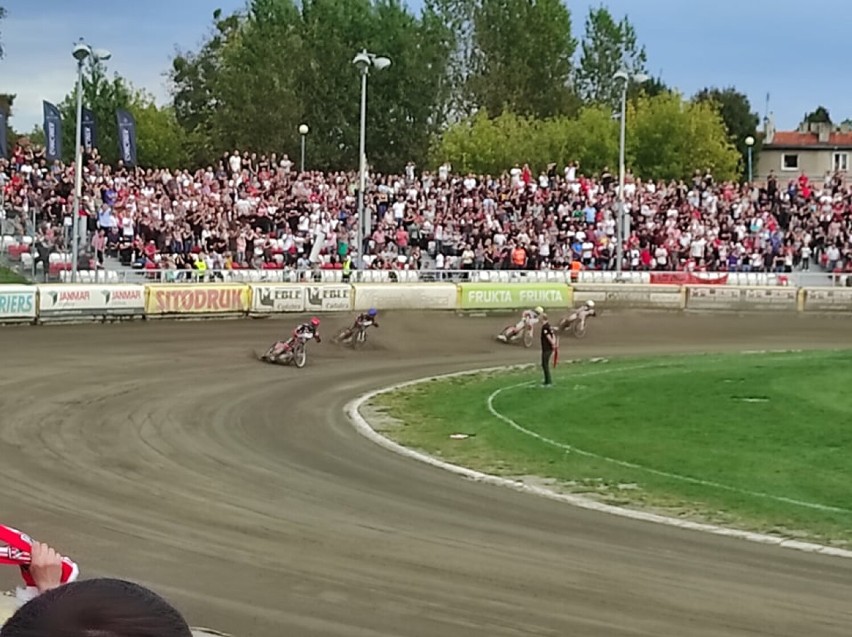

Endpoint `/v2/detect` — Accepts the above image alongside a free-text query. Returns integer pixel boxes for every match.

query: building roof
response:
[769,130,852,149]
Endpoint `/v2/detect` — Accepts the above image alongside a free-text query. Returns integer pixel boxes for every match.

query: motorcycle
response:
[333,323,370,348]
[260,338,308,368]
[558,311,594,339]
[497,321,535,348]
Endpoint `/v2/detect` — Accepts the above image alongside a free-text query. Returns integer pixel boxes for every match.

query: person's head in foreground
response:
[1,578,192,637]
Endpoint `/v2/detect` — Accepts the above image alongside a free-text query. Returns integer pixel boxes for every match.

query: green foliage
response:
[804,106,832,125]
[56,60,188,167]
[170,0,454,172]
[627,92,740,181]
[466,0,579,119]
[0,4,6,59]
[435,92,737,181]
[694,87,760,178]
[576,6,647,110]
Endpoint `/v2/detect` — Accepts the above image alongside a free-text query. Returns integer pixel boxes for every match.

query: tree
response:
[0,4,6,59]
[169,0,453,171]
[576,6,647,111]
[803,106,832,125]
[627,92,740,181]
[466,0,579,119]
[57,59,187,167]
[694,87,760,179]
[0,93,14,148]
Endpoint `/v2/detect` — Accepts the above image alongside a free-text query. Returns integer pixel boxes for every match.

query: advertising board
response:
[302,285,352,312]
[686,286,798,312]
[352,283,457,311]
[37,284,145,316]
[801,287,852,312]
[0,285,36,321]
[572,284,684,310]
[145,284,250,315]
[249,284,305,313]
[458,283,572,310]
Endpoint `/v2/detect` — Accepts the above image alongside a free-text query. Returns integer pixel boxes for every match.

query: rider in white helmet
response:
[559,300,596,332]
[499,305,544,342]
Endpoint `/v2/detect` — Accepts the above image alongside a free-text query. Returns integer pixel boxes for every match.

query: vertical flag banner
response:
[42,101,63,162]
[81,107,97,150]
[116,109,137,166]
[0,111,7,159]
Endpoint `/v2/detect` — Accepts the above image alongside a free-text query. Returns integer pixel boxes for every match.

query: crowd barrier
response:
[1,281,851,324]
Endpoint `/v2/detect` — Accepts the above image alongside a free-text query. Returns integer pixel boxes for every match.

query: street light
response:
[71,38,111,283]
[745,135,755,183]
[298,124,309,173]
[613,69,649,274]
[352,49,391,269]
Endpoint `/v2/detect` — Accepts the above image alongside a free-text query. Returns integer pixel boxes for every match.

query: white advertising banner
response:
[37,284,145,315]
[0,285,37,321]
[352,283,458,311]
[249,284,306,313]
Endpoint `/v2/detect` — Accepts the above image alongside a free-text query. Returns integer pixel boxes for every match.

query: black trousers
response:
[541,349,553,385]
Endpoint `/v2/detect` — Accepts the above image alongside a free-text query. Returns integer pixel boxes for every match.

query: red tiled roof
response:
[769,131,852,148]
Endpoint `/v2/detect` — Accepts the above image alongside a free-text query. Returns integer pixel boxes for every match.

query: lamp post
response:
[299,124,309,173]
[745,135,755,183]
[352,49,391,269]
[70,38,111,283]
[613,69,649,274]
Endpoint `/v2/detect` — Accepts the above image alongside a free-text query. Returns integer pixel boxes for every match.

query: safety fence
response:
[2,280,852,324]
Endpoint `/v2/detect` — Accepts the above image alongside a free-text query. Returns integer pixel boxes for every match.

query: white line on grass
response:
[487,375,852,515]
[346,361,852,560]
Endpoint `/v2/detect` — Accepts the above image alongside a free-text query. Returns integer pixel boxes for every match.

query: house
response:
[756,115,852,182]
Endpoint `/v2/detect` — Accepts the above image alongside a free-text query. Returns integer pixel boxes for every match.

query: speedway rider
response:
[337,308,379,342]
[499,305,544,342]
[559,300,596,331]
[284,317,322,350]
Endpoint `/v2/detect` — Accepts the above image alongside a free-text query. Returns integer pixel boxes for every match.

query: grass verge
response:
[0,266,28,284]
[370,351,852,547]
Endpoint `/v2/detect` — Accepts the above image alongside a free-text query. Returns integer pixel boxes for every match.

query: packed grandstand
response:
[1,143,850,280]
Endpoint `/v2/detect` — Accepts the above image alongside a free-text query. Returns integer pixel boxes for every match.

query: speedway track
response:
[0,312,851,637]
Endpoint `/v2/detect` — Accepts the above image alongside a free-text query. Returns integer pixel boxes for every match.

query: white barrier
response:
[302,284,352,312]
[0,285,37,322]
[572,284,685,310]
[352,283,458,311]
[801,287,852,313]
[37,284,146,319]
[686,286,799,312]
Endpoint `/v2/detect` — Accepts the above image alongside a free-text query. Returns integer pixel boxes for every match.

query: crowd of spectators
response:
[2,140,852,277]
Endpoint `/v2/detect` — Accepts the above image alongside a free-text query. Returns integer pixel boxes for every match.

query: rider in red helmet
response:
[284,316,322,350]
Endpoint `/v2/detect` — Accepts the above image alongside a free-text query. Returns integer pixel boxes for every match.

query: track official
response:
[540,313,556,387]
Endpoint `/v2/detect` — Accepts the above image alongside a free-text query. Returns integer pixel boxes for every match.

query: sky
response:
[1,0,849,135]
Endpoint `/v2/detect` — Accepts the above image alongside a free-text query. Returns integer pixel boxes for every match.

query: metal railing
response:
[34,267,851,288]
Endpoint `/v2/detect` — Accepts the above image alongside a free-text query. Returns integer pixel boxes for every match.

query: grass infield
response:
[371,351,852,546]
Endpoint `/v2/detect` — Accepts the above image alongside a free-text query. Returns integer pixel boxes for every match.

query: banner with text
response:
[686,286,798,312]
[353,283,457,311]
[38,284,145,316]
[801,287,852,312]
[303,284,352,312]
[0,286,37,321]
[458,283,573,310]
[650,272,729,286]
[82,107,97,150]
[573,284,685,310]
[145,284,250,315]
[116,109,138,167]
[249,284,306,313]
[42,101,62,163]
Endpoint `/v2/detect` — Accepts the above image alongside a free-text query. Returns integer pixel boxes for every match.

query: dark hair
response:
[1,578,192,637]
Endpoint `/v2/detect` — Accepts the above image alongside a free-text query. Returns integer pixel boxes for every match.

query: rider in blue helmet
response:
[335,307,380,343]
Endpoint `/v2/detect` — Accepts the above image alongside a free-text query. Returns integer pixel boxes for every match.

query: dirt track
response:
[1,311,851,636]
